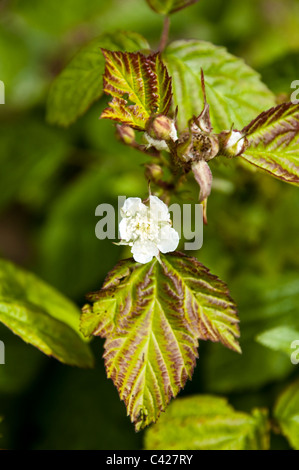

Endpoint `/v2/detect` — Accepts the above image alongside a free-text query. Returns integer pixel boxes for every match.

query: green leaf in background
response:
[202,275,299,393]
[32,362,141,450]
[0,258,94,368]
[256,326,299,357]
[10,0,115,36]
[0,25,41,107]
[101,50,172,129]
[164,40,276,132]
[0,324,45,394]
[144,395,270,450]
[242,102,299,185]
[46,31,149,126]
[146,0,199,15]
[258,51,299,96]
[37,124,147,301]
[81,252,239,431]
[0,118,69,211]
[274,380,299,450]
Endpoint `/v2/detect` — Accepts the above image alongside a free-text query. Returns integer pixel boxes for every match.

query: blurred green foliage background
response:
[0,0,299,449]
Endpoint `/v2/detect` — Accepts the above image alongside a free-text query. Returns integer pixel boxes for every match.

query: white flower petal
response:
[131,240,159,264]
[118,195,177,260]
[120,197,145,217]
[149,195,170,223]
[157,225,180,253]
[119,218,132,241]
[144,132,170,152]
[169,122,178,142]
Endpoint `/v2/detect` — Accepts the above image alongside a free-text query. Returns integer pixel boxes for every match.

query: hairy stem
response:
[159,16,170,52]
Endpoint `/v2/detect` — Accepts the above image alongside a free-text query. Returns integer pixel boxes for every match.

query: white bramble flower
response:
[119,196,179,264]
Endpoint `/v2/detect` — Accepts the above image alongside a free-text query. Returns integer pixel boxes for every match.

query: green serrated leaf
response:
[274,379,299,450]
[47,31,150,126]
[146,0,199,15]
[144,395,270,450]
[0,118,69,211]
[81,252,239,430]
[242,102,299,185]
[0,258,94,368]
[163,40,276,132]
[100,51,172,130]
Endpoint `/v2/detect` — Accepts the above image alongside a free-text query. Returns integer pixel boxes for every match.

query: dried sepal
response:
[192,160,213,202]
[194,70,213,133]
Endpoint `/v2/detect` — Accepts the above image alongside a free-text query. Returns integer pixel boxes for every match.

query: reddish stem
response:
[159,16,170,52]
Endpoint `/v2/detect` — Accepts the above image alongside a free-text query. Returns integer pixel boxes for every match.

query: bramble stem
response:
[159,16,170,52]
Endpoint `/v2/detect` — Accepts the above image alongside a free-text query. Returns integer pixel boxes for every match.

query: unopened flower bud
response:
[219,130,248,157]
[146,115,178,142]
[145,163,163,183]
[116,125,135,145]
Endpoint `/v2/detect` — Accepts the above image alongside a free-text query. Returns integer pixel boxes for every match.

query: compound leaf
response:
[144,395,270,450]
[101,51,172,130]
[81,252,239,430]
[242,102,299,185]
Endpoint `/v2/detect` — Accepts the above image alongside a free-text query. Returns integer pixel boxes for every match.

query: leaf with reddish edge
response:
[81,252,240,431]
[101,50,173,130]
[242,102,299,185]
